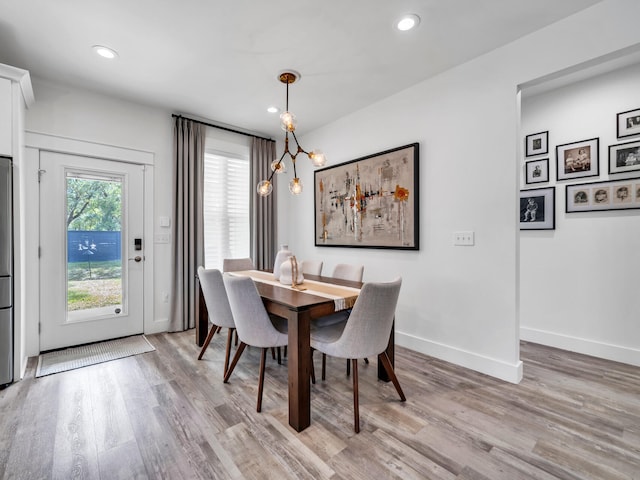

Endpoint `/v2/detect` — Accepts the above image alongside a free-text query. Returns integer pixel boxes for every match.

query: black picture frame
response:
[566,177,640,212]
[314,143,419,249]
[556,137,599,181]
[525,158,549,184]
[519,187,555,230]
[609,140,640,175]
[616,107,640,139]
[525,131,548,157]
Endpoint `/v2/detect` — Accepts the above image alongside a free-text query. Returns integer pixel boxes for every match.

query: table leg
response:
[378,319,395,382]
[287,309,311,432]
[196,279,208,347]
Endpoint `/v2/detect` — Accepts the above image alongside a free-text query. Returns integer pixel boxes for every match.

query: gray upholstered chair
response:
[196,267,236,377]
[222,257,254,272]
[223,274,289,412]
[301,260,323,276]
[332,263,364,282]
[310,277,405,433]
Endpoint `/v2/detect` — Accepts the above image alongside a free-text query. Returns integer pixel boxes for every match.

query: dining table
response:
[196,270,395,432]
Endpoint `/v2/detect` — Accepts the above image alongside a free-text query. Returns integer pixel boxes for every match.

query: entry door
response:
[39,151,145,351]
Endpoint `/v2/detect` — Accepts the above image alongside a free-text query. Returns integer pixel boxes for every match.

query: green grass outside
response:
[67,260,122,310]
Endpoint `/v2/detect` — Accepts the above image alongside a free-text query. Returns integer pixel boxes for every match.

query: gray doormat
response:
[36,335,155,378]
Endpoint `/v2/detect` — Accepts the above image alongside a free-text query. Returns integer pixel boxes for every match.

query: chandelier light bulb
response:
[280,111,296,132]
[257,180,273,196]
[289,178,303,195]
[309,150,327,167]
[271,158,287,174]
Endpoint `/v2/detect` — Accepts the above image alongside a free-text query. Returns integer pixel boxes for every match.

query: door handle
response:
[128,256,143,262]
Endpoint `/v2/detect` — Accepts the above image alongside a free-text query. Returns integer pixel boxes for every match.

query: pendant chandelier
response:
[257,71,326,197]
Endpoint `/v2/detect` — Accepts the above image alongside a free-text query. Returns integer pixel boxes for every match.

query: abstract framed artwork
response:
[616,107,640,139]
[314,143,419,249]
[608,139,640,175]
[525,158,549,184]
[519,186,555,230]
[556,137,599,181]
[525,131,548,157]
[566,177,640,212]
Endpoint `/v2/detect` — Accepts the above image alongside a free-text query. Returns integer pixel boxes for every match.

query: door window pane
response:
[66,173,124,320]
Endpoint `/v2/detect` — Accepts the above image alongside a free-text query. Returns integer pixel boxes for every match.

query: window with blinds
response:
[203,152,250,270]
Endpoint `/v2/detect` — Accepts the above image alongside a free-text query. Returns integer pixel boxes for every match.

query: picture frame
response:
[609,140,640,175]
[525,131,548,157]
[555,137,599,181]
[566,177,640,212]
[616,107,640,139]
[519,187,555,230]
[314,143,419,249]
[525,158,549,184]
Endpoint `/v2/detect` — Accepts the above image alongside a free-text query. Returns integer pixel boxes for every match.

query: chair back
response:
[332,263,364,282]
[301,260,323,276]
[197,267,235,329]
[223,275,287,348]
[223,257,254,272]
[332,277,401,359]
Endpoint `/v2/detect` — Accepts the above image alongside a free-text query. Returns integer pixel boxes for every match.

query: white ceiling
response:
[0,0,602,138]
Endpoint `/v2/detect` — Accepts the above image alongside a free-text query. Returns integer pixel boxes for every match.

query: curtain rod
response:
[172,114,273,143]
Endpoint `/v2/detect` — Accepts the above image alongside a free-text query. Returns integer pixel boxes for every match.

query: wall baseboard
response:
[396,332,523,384]
[520,327,640,367]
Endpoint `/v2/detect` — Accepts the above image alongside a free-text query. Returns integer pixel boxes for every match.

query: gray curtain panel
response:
[250,137,277,270]
[169,117,205,332]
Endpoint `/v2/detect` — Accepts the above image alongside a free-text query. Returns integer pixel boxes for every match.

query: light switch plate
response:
[453,231,475,246]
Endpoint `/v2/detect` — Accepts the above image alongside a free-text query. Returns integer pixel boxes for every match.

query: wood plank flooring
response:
[1,332,638,479]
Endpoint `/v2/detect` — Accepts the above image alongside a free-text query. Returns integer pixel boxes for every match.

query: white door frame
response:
[24,132,154,354]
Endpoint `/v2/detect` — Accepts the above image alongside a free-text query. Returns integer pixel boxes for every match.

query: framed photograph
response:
[525,158,549,184]
[525,131,548,157]
[609,140,640,175]
[519,187,555,230]
[566,177,640,212]
[556,137,599,181]
[616,107,640,139]
[314,143,419,249]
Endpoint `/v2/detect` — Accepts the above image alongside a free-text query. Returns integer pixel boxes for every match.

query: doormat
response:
[35,335,155,378]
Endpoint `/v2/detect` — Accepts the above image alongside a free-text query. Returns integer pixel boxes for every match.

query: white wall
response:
[279,0,640,382]
[23,78,175,355]
[520,62,640,366]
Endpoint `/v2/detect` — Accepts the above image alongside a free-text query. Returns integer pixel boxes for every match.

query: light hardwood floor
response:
[1,331,638,479]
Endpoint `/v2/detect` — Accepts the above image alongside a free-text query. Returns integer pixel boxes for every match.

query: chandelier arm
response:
[290,130,310,156]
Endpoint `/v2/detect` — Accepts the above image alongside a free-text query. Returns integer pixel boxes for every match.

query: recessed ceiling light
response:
[92,45,118,59]
[396,14,420,31]
[267,106,279,114]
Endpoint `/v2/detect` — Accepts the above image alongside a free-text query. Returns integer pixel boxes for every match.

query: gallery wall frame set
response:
[566,177,640,212]
[616,107,640,139]
[519,186,555,230]
[525,158,549,184]
[314,143,419,250]
[525,131,548,157]
[556,137,599,181]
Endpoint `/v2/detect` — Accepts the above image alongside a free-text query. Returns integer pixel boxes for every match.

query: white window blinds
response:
[203,152,250,270]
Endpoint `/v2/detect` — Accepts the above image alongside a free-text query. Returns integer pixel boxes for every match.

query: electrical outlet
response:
[453,231,475,246]
[154,233,171,244]
[162,292,169,303]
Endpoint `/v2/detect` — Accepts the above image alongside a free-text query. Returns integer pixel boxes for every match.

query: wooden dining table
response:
[196,271,395,432]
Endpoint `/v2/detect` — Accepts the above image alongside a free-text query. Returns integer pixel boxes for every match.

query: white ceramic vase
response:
[279,256,304,286]
[273,244,292,280]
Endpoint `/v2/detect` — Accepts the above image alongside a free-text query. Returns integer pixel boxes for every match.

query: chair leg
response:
[346,358,350,376]
[223,328,234,376]
[378,352,406,401]
[271,347,276,360]
[257,348,268,412]
[223,342,247,383]
[352,359,360,433]
[320,353,327,381]
[277,347,282,365]
[197,323,218,360]
[310,349,316,385]
[364,357,369,364]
